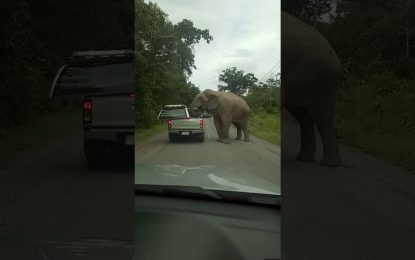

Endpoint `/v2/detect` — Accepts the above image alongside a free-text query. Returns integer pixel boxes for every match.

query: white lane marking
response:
[207,173,278,195]
[153,164,216,177]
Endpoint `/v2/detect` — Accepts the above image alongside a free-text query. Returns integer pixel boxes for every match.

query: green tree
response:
[282,0,334,27]
[174,19,213,76]
[218,67,258,95]
[245,73,280,113]
[135,0,212,128]
[0,0,134,128]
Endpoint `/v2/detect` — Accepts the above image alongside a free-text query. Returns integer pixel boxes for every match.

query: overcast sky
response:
[146,0,281,91]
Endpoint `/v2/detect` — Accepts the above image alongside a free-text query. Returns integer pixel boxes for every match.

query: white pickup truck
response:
[158,105,205,142]
[49,50,135,166]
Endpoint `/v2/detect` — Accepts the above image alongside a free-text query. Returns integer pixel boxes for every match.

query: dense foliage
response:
[245,75,281,144]
[244,76,281,113]
[135,0,212,128]
[281,0,333,27]
[0,0,133,128]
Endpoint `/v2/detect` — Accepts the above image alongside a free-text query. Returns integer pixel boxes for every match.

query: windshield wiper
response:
[135,184,280,206]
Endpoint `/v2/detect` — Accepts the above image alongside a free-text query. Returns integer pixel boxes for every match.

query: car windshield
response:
[53,61,135,96]
[135,0,281,205]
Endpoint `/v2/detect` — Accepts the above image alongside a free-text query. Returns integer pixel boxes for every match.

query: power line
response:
[269,63,280,77]
[261,63,280,83]
[265,64,280,81]
[258,61,280,83]
[258,61,279,83]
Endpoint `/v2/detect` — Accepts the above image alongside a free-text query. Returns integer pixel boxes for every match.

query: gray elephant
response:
[189,89,250,144]
[282,11,342,167]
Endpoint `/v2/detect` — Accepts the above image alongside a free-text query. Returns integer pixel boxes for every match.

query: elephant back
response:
[221,91,250,115]
[281,11,341,105]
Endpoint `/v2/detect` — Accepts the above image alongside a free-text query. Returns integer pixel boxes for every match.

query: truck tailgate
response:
[170,118,202,130]
[89,94,134,128]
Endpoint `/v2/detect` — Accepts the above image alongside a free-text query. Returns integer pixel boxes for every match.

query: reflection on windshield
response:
[153,164,216,176]
[135,164,280,196]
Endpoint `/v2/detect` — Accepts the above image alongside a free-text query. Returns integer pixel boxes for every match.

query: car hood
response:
[135,164,280,195]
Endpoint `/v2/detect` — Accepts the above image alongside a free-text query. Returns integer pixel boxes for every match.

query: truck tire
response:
[84,141,104,167]
[198,133,205,142]
[168,133,176,142]
[86,152,101,167]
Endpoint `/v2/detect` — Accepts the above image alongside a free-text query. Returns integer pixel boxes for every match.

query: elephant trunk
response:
[189,100,201,117]
[189,100,197,111]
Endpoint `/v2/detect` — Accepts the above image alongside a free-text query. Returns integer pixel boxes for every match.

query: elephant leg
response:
[213,117,224,141]
[219,119,231,144]
[240,119,250,142]
[310,102,341,167]
[234,122,242,140]
[286,106,316,161]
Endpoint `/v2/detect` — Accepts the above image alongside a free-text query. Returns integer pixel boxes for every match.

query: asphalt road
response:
[281,109,415,260]
[0,129,134,259]
[2,111,415,259]
[135,118,281,191]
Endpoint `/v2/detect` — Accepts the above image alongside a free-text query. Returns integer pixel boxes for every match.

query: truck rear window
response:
[162,109,187,119]
[54,62,135,96]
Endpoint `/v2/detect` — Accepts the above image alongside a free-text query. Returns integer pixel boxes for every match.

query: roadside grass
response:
[249,111,281,145]
[135,122,167,144]
[335,75,415,173]
[336,119,415,173]
[0,108,81,163]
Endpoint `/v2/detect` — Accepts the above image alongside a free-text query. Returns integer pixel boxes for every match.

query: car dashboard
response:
[134,193,281,260]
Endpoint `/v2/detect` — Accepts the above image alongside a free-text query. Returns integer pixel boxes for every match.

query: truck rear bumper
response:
[168,129,204,135]
[84,127,135,146]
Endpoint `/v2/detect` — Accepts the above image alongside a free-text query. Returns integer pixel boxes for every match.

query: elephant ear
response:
[208,96,219,110]
[204,90,220,111]
[207,96,219,110]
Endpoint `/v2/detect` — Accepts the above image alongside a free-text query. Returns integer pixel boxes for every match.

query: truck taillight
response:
[167,120,172,128]
[199,119,204,128]
[129,93,135,98]
[83,99,92,123]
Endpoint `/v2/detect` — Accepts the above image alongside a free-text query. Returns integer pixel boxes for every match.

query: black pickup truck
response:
[49,50,135,166]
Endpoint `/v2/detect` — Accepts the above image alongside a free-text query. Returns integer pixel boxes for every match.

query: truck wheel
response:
[84,141,104,167]
[168,133,175,142]
[198,134,205,142]
[86,152,101,167]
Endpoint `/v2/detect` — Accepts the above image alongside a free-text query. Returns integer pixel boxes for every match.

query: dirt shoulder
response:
[0,109,81,167]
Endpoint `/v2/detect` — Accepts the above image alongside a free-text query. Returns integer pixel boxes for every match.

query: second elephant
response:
[282,11,342,167]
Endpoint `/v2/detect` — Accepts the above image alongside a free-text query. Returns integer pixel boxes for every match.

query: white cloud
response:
[146,0,281,91]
